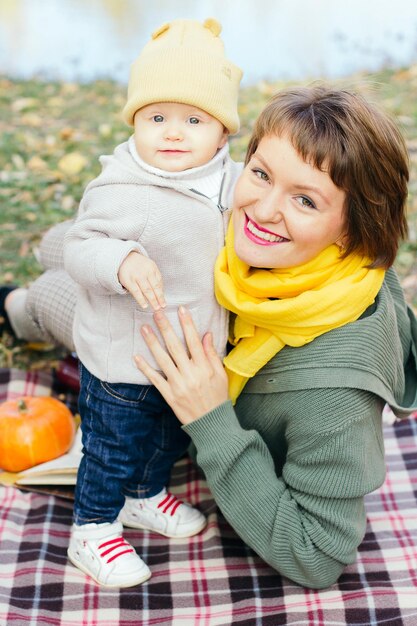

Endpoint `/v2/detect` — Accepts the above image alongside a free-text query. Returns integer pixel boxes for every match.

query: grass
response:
[1,66,417,369]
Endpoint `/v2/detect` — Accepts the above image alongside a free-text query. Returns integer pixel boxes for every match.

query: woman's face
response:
[232,134,347,268]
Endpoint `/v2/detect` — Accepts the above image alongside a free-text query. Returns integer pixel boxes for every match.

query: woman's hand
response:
[134,306,229,425]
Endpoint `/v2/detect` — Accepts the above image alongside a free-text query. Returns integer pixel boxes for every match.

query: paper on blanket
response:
[0,427,82,486]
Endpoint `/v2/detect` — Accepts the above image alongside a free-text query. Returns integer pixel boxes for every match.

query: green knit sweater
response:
[184,268,417,589]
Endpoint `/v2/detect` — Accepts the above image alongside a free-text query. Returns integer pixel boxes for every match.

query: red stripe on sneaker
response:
[162,495,177,514]
[170,500,181,516]
[99,537,126,550]
[157,494,171,509]
[157,492,184,515]
[101,541,126,557]
[98,536,135,561]
[106,548,135,564]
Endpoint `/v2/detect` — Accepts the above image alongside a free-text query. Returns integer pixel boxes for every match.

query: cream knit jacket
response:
[64,141,242,383]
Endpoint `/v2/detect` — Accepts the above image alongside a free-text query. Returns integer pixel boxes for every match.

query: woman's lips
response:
[244,215,289,246]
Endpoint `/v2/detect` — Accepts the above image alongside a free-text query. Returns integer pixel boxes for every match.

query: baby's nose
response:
[165,125,183,140]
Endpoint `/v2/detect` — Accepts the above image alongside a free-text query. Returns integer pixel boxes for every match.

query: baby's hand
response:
[118,251,166,311]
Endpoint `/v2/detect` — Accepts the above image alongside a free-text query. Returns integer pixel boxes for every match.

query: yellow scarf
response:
[215,221,385,403]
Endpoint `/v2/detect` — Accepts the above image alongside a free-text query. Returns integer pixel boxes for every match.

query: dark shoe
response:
[0,285,18,335]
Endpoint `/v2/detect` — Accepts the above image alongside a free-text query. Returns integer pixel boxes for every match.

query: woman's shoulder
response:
[244,268,417,416]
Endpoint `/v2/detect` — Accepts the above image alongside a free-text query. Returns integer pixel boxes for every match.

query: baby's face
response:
[133,102,228,172]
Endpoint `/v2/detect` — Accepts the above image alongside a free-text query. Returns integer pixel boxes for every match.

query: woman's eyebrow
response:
[251,151,270,170]
[254,151,331,205]
[292,184,331,205]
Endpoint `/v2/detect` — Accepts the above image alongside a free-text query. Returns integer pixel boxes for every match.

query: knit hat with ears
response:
[122,18,243,134]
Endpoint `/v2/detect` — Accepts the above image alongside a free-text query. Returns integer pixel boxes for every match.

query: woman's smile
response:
[244,214,289,246]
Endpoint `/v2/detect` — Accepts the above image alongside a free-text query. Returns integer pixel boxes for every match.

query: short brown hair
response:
[246,85,409,268]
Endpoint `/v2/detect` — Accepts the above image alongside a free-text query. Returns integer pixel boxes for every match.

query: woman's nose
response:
[253,190,283,224]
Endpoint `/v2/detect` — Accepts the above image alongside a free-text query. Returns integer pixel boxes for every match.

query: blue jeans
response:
[73,363,190,525]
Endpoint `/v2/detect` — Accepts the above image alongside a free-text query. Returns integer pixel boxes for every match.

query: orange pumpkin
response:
[0,396,76,472]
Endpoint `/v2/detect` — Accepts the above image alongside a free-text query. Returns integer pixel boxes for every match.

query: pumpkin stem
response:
[17,399,27,412]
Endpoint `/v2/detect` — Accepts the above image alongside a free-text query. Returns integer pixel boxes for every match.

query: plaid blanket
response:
[1,368,417,626]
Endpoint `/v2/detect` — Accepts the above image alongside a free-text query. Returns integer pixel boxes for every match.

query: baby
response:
[63,18,242,587]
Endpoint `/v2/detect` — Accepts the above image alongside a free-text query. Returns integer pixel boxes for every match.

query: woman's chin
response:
[235,246,269,268]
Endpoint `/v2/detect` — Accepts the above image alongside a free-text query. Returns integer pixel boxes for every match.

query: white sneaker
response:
[67,520,151,587]
[118,488,207,538]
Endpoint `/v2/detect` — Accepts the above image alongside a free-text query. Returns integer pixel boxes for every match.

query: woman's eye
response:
[252,168,269,182]
[153,115,164,123]
[296,195,316,209]
[188,117,200,124]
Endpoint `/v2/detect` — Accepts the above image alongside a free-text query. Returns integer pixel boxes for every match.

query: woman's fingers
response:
[140,324,183,379]
[177,306,210,366]
[202,331,225,372]
[152,306,209,369]
[142,309,219,379]
[152,309,195,370]
[136,312,229,425]
[134,354,172,400]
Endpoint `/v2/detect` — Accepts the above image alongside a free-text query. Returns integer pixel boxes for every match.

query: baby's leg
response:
[69,365,152,586]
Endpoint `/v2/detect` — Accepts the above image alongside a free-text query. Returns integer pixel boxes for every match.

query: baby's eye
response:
[188,117,200,124]
[296,195,316,209]
[152,115,164,123]
[252,168,269,182]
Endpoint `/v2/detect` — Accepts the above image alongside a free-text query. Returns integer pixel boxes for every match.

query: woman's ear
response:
[336,233,348,252]
[334,224,348,251]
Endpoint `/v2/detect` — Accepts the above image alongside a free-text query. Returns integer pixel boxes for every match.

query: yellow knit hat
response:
[122,18,243,134]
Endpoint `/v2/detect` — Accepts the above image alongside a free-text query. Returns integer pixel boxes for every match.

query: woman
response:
[133,86,417,588]
[2,85,417,588]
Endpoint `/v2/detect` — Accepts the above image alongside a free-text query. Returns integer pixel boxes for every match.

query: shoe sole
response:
[67,549,151,588]
[118,515,207,538]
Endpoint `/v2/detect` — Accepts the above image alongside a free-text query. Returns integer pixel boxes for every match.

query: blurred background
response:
[1,0,417,368]
[1,0,417,85]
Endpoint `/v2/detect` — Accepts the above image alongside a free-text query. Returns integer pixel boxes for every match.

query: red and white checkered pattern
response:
[1,367,417,625]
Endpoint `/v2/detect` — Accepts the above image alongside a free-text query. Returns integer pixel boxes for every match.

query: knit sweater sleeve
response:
[63,183,149,294]
[184,387,386,589]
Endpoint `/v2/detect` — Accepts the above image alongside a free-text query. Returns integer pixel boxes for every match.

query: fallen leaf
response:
[61,195,75,211]
[21,113,42,127]
[14,191,33,203]
[60,127,75,140]
[45,135,57,147]
[27,156,48,171]
[99,123,112,137]
[19,241,31,258]
[61,83,79,96]
[12,97,38,112]
[11,154,25,169]
[47,96,65,108]
[58,152,88,176]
